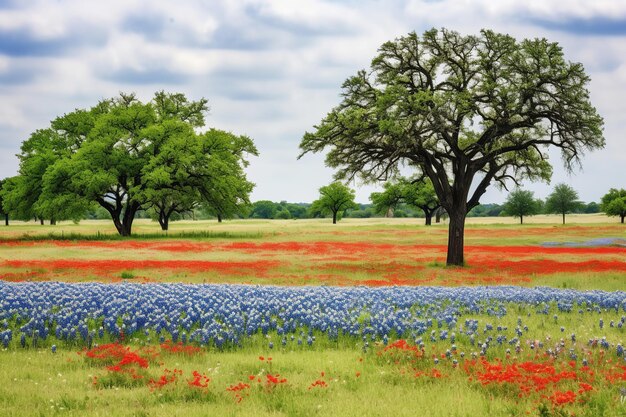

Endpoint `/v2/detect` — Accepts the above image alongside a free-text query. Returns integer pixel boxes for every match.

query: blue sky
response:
[0,0,624,204]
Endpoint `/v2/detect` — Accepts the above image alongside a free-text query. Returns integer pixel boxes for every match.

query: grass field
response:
[1,216,624,290]
[1,216,625,417]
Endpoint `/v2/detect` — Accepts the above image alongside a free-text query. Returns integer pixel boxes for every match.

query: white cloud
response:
[0,0,623,205]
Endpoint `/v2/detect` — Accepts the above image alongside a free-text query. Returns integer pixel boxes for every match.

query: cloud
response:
[0,63,38,84]
[209,85,285,102]
[243,2,362,38]
[0,12,108,58]
[0,0,20,10]
[0,28,73,57]
[121,13,168,39]
[102,67,189,85]
[208,23,276,50]
[529,17,626,36]
[0,0,624,205]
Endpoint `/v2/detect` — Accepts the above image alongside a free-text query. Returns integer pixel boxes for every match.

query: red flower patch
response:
[149,368,182,390]
[188,370,211,389]
[4,259,279,276]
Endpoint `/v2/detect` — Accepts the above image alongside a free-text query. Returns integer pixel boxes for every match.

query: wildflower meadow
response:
[0,218,625,416]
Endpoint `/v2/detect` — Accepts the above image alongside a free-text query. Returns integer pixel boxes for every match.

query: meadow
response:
[1,216,625,417]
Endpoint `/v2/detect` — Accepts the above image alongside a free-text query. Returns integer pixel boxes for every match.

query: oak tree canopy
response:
[300,28,604,265]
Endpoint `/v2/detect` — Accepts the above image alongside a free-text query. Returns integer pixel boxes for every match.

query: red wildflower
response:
[549,390,577,405]
[266,374,287,385]
[309,379,327,389]
[226,382,250,392]
[149,369,182,390]
[188,371,210,389]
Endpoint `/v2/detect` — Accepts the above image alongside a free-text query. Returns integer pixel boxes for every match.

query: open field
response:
[1,217,625,417]
[0,217,624,290]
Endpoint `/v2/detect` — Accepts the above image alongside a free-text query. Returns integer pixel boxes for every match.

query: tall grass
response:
[0,229,265,242]
[2,304,624,417]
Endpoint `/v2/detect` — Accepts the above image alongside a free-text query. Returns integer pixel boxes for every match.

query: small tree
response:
[311,182,357,224]
[502,189,541,224]
[401,178,440,225]
[371,178,440,224]
[370,182,404,217]
[274,209,292,219]
[600,188,626,223]
[250,200,278,219]
[434,207,447,223]
[545,183,582,224]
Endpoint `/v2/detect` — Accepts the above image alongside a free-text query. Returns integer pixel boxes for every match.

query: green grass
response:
[0,229,265,242]
[2,304,626,417]
[0,348,506,417]
[0,217,625,416]
[1,215,622,245]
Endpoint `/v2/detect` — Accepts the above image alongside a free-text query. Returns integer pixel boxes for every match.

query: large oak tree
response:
[300,28,604,265]
[15,91,256,236]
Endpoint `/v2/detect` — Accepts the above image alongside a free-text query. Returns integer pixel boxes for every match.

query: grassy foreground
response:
[0,347,505,417]
[2,300,626,417]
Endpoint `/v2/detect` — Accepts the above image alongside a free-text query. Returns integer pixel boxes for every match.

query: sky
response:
[0,0,625,204]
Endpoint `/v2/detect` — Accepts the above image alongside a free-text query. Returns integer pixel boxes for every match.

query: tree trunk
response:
[113,217,125,236]
[4,214,8,226]
[40,218,44,225]
[621,214,624,224]
[424,214,432,226]
[112,219,133,236]
[97,197,136,237]
[446,207,467,266]
[217,214,222,223]
[121,203,139,236]
[119,221,133,236]
[111,202,139,236]
[158,215,169,231]
[332,211,337,224]
[50,218,56,226]
[520,215,523,225]
[157,206,169,231]
[435,210,441,223]
[562,212,565,225]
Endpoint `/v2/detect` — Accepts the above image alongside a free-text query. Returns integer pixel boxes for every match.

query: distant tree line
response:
[238,197,600,221]
[211,182,606,223]
[0,178,616,226]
